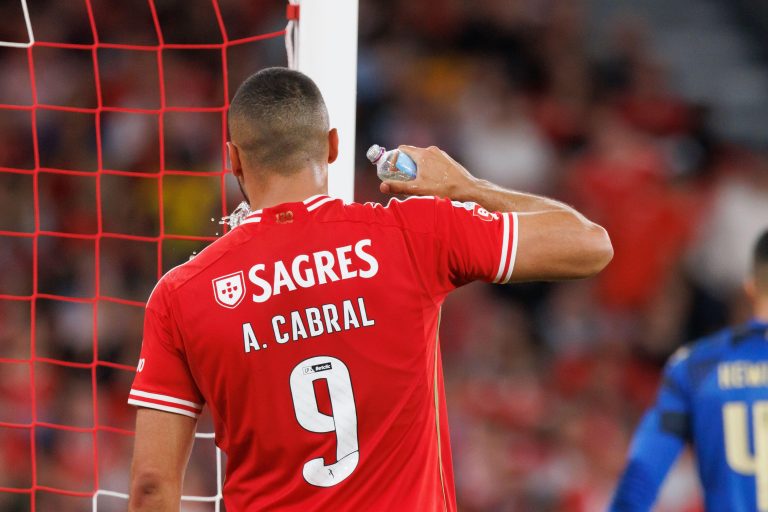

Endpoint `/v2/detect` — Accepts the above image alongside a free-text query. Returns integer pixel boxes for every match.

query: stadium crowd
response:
[1,0,767,510]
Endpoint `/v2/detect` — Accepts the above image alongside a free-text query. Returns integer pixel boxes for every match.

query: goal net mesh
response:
[0,1,295,510]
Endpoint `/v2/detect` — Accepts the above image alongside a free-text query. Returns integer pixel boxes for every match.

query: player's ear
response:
[328,128,339,164]
[228,142,243,179]
[744,277,757,302]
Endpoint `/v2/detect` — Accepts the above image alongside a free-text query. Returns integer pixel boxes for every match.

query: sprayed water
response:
[189,202,251,261]
[219,201,252,228]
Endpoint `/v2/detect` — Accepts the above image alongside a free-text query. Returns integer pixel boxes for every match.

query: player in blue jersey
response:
[609,229,768,511]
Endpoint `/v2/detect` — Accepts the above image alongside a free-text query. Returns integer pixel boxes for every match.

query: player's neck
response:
[244,166,327,211]
[754,298,768,322]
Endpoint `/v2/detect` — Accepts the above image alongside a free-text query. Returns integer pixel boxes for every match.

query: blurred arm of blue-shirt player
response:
[608,347,692,512]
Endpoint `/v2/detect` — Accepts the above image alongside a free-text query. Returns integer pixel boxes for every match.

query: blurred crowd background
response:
[1,0,768,510]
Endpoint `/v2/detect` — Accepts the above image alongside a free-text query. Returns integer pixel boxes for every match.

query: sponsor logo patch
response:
[452,201,496,221]
[471,204,495,221]
[303,362,333,375]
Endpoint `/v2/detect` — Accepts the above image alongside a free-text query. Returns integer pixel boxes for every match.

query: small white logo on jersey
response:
[137,358,145,373]
[303,362,333,375]
[213,271,246,309]
[452,201,496,221]
[452,200,476,211]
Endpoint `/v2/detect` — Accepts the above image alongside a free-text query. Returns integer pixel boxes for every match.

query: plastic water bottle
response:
[366,144,417,181]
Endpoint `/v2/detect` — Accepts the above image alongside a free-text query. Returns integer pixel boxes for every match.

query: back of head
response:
[754,229,768,294]
[229,67,329,175]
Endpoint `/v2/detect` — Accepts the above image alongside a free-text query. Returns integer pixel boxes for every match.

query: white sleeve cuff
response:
[493,212,518,283]
[128,389,203,419]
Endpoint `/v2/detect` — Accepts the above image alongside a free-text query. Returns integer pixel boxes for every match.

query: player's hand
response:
[379,145,478,200]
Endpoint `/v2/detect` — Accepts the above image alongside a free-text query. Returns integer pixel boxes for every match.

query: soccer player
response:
[609,229,768,512]
[127,67,613,511]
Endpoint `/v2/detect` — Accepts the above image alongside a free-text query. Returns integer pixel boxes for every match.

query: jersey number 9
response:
[289,356,360,487]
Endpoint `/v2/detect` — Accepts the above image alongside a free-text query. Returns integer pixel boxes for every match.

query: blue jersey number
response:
[723,400,768,511]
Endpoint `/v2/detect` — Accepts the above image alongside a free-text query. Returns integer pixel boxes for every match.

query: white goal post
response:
[293,0,359,203]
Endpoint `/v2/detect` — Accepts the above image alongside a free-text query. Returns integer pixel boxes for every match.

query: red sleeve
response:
[433,199,519,287]
[128,277,204,419]
[386,196,519,294]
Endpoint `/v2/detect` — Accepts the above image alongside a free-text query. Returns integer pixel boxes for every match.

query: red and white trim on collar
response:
[239,214,262,226]
[305,194,337,211]
[238,195,338,227]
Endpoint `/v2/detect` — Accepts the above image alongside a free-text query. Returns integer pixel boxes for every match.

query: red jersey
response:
[129,194,519,511]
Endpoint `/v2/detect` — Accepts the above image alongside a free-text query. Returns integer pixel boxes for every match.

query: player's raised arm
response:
[380,145,613,281]
[129,408,197,512]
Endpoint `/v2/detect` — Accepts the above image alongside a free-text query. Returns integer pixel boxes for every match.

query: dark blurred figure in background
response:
[2,0,768,510]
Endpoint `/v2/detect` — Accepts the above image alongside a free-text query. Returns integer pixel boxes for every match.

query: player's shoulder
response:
[341,195,493,231]
[148,228,251,301]
[667,326,736,369]
[354,195,438,215]
[338,196,440,233]
[379,195,500,223]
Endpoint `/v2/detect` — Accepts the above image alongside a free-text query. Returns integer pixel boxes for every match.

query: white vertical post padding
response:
[296,0,359,202]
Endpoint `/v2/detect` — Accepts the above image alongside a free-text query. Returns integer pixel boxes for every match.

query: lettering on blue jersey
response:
[718,361,768,389]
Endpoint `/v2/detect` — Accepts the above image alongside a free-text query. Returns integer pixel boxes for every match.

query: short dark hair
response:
[228,67,329,174]
[754,229,768,290]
